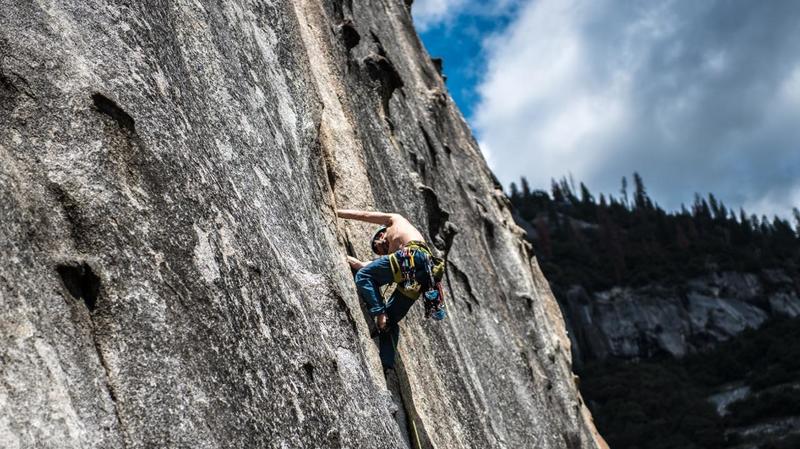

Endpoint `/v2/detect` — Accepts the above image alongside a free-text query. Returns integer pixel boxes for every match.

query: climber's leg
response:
[378,291,416,370]
[354,255,394,316]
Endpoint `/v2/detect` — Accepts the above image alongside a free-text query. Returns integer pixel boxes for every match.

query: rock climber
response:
[336,209,446,370]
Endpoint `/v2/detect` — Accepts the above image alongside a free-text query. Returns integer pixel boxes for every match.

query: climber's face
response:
[374,232,389,255]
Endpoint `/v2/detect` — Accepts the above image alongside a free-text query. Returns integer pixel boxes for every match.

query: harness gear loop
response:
[388,241,447,320]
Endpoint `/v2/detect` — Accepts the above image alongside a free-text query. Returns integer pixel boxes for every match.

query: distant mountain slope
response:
[581,317,800,449]
[510,175,800,363]
[509,174,800,449]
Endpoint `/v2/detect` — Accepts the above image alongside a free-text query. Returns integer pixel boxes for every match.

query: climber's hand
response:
[346,256,364,271]
[376,313,388,332]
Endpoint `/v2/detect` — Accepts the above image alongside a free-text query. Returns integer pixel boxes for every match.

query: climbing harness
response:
[388,241,447,320]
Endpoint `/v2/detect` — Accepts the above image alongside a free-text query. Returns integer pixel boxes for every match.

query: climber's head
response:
[371,226,389,255]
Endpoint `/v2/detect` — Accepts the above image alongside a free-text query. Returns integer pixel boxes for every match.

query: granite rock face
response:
[562,270,800,364]
[0,1,604,448]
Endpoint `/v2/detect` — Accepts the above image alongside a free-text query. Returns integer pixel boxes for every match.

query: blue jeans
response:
[355,252,431,369]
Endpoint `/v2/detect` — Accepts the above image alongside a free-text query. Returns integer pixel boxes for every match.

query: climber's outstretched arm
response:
[336,209,396,225]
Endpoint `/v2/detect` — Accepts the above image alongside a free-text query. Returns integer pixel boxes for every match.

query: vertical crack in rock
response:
[384,368,412,448]
[563,430,582,449]
[417,185,459,255]
[91,330,129,449]
[447,261,479,312]
[417,185,448,248]
[339,224,426,447]
[483,217,496,243]
[334,289,359,337]
[519,350,538,384]
[325,152,338,192]
[387,357,432,449]
[443,263,462,313]
[418,124,438,167]
[49,183,88,248]
[56,261,128,446]
[0,71,20,116]
[344,235,357,259]
[0,52,36,120]
[408,150,423,178]
[341,227,422,447]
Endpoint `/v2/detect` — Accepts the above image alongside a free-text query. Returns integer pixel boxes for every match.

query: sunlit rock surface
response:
[0,1,605,448]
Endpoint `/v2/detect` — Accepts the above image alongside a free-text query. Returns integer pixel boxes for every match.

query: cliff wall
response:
[562,269,800,364]
[0,1,604,448]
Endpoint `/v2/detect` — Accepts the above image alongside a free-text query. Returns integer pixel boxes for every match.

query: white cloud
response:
[475,0,629,192]
[412,0,523,32]
[743,185,800,220]
[781,65,800,107]
[477,139,493,167]
[412,0,468,31]
[473,0,800,217]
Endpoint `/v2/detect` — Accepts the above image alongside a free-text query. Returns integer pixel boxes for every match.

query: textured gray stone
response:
[562,270,799,363]
[0,1,604,448]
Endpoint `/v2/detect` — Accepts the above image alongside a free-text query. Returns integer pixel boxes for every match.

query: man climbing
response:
[336,209,446,370]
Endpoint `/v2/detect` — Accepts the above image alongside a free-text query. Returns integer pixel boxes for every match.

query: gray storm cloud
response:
[473,0,800,217]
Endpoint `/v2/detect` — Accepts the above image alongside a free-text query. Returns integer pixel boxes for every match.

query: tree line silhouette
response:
[509,173,800,291]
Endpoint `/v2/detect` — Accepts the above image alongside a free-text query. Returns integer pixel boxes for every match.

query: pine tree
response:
[708,193,718,217]
[579,182,595,220]
[793,207,800,235]
[551,179,564,204]
[633,172,649,210]
[509,182,520,201]
[580,182,594,205]
[621,176,629,209]
[559,177,577,204]
[761,215,770,234]
[521,177,532,198]
[508,171,799,292]
[535,218,553,258]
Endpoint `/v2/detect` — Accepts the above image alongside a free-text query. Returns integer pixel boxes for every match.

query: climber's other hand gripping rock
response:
[346,256,365,271]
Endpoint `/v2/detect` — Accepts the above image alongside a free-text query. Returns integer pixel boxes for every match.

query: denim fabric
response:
[354,255,395,316]
[354,250,433,369]
[378,294,415,369]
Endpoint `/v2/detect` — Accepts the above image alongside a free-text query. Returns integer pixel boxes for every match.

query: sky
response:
[414,0,800,219]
